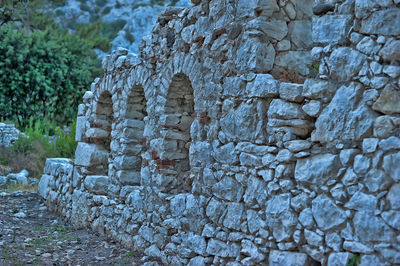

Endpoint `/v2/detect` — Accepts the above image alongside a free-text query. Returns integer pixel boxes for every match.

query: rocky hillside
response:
[51,0,190,55]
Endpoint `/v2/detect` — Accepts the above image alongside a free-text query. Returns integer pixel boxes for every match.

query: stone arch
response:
[158,73,194,192]
[117,85,147,186]
[91,90,113,176]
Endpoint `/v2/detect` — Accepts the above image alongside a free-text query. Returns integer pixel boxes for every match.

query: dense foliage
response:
[0,0,110,128]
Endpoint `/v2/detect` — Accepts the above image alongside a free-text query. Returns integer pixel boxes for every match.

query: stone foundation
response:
[39,0,400,265]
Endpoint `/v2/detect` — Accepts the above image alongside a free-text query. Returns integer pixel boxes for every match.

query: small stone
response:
[302,100,321,117]
[353,155,370,174]
[362,138,379,153]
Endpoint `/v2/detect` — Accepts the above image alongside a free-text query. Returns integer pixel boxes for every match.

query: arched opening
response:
[91,91,113,176]
[118,86,147,185]
[159,73,194,193]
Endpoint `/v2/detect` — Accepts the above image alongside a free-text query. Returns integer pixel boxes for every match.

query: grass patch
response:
[347,254,361,266]
[1,183,38,193]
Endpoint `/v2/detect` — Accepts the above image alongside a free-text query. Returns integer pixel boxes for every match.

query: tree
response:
[0,25,99,127]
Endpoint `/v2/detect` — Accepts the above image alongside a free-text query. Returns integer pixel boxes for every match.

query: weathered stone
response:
[312,195,347,230]
[353,211,395,242]
[247,209,266,234]
[213,142,238,165]
[360,8,400,35]
[295,154,340,185]
[359,255,389,266]
[75,142,108,167]
[223,202,243,230]
[244,176,267,206]
[206,197,226,224]
[345,192,377,212]
[387,184,400,209]
[284,140,311,153]
[38,174,52,198]
[268,99,306,120]
[327,48,367,81]
[373,84,400,115]
[275,51,312,76]
[269,250,314,266]
[212,176,244,202]
[374,116,400,138]
[313,83,377,143]
[84,176,109,195]
[362,138,379,153]
[302,100,321,117]
[312,15,352,44]
[247,19,288,41]
[206,239,239,258]
[299,209,315,228]
[303,79,337,103]
[379,136,400,151]
[327,252,351,266]
[279,82,304,103]
[240,239,265,263]
[383,152,400,182]
[289,20,312,48]
[245,74,278,98]
[364,169,391,193]
[353,155,370,174]
[381,211,400,231]
[325,233,342,252]
[265,194,297,241]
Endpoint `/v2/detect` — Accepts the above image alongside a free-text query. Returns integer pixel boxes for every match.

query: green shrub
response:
[101,6,112,15]
[102,19,126,40]
[347,254,361,266]
[0,25,100,128]
[125,29,135,44]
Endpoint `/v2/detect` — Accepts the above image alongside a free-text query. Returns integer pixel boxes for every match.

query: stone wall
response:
[39,0,400,265]
[0,123,21,147]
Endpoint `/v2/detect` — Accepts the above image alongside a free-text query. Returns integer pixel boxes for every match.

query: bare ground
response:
[0,191,162,266]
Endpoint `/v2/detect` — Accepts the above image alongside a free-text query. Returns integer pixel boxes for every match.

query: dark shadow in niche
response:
[119,86,147,186]
[91,91,113,176]
[158,73,194,193]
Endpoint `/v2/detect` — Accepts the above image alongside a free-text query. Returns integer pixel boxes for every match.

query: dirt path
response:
[0,191,162,266]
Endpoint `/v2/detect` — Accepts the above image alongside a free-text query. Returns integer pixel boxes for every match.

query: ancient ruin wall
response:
[39,0,400,265]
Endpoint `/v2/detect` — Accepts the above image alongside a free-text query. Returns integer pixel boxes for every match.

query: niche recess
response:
[159,73,194,192]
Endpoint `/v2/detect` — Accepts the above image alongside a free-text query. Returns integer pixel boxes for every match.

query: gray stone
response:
[295,154,340,185]
[328,48,367,82]
[374,116,400,138]
[383,152,400,182]
[312,195,347,230]
[189,256,205,266]
[75,142,108,167]
[364,169,392,193]
[170,194,186,217]
[213,142,238,165]
[84,176,109,195]
[380,39,400,62]
[206,197,226,224]
[38,174,52,198]
[353,155,370,174]
[239,152,262,167]
[342,168,358,186]
[240,239,265,262]
[388,184,400,209]
[269,250,314,266]
[360,8,400,35]
[244,176,267,206]
[313,83,377,143]
[247,209,266,234]
[279,83,304,103]
[327,252,351,266]
[343,241,374,253]
[359,255,389,266]
[212,176,243,202]
[268,99,306,120]
[381,211,400,231]
[325,233,342,252]
[345,192,377,212]
[275,51,312,76]
[223,202,243,230]
[265,194,297,241]
[373,84,400,115]
[245,74,278,98]
[303,79,337,103]
[302,100,321,117]
[299,209,315,228]
[362,138,379,153]
[356,36,377,55]
[353,211,395,242]
[379,136,400,151]
[206,239,239,258]
[339,149,359,166]
[312,15,352,44]
[289,20,312,49]
[235,38,275,73]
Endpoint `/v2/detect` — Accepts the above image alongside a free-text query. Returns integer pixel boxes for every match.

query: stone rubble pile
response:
[0,169,39,188]
[39,0,400,265]
[0,123,21,147]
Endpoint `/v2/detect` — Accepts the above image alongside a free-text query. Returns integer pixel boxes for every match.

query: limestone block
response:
[206,197,226,223]
[302,100,321,117]
[265,193,297,241]
[85,128,109,139]
[75,116,86,142]
[247,209,266,234]
[245,74,278,98]
[235,38,275,73]
[289,20,312,48]
[303,79,337,103]
[212,177,244,202]
[206,239,239,258]
[269,250,315,266]
[244,175,267,205]
[84,175,109,195]
[284,140,311,152]
[312,15,352,44]
[295,154,340,185]
[116,170,141,185]
[388,183,400,209]
[345,191,377,212]
[189,141,212,166]
[268,99,306,120]
[279,82,304,103]
[312,195,347,231]
[275,51,312,76]
[353,211,395,242]
[247,19,288,41]
[327,252,352,266]
[373,115,400,138]
[381,211,400,231]
[360,8,400,35]
[114,155,141,170]
[383,152,400,182]
[327,47,367,81]
[236,0,279,18]
[373,84,400,115]
[38,174,52,199]
[359,255,389,266]
[223,202,243,230]
[313,83,377,143]
[75,143,108,167]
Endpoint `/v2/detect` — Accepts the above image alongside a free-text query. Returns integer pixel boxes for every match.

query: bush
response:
[2,118,77,177]
[0,25,100,128]
[102,19,126,40]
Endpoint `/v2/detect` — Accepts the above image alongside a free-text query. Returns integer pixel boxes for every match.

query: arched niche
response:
[118,86,147,185]
[159,73,194,193]
[91,91,113,176]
